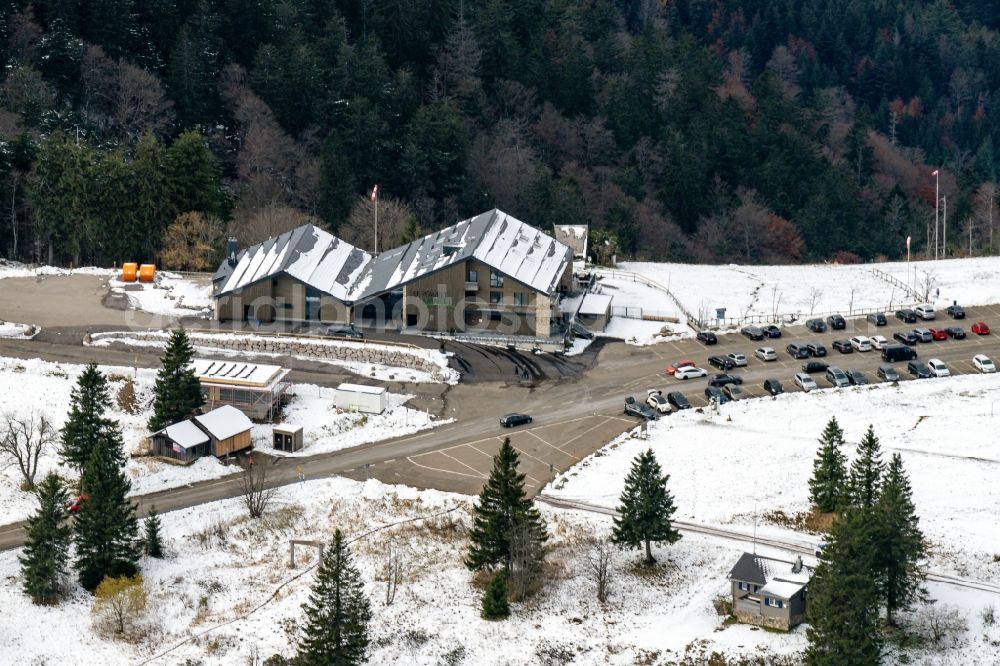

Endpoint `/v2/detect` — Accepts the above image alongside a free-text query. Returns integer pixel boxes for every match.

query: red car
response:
[666,359,696,375]
[927,328,948,341]
[972,322,991,335]
[66,494,88,514]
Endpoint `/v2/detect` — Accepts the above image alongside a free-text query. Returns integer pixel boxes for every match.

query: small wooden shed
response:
[149,419,211,461]
[193,405,254,457]
[273,424,304,452]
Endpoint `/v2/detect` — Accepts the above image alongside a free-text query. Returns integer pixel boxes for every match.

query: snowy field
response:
[0,260,114,281]
[0,320,37,339]
[108,271,214,318]
[589,274,691,345]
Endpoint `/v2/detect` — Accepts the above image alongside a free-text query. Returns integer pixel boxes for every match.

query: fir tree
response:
[143,506,164,559]
[60,364,116,472]
[465,438,548,577]
[74,432,140,591]
[805,508,883,666]
[297,529,371,666]
[848,425,885,510]
[19,474,72,604]
[875,453,926,626]
[480,572,510,620]
[809,417,848,513]
[148,327,204,432]
[611,448,681,564]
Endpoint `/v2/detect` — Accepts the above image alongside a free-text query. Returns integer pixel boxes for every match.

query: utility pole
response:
[371,184,379,253]
[932,169,940,260]
[943,195,947,259]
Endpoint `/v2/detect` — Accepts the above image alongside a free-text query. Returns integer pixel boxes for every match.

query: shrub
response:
[92,575,148,640]
[481,573,510,620]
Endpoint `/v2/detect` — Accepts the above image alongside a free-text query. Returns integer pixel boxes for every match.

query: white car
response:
[870,335,889,350]
[915,304,936,320]
[849,335,872,352]
[754,347,777,362]
[675,366,708,380]
[646,392,672,414]
[927,358,950,378]
[973,354,996,373]
[726,352,748,367]
[794,372,818,392]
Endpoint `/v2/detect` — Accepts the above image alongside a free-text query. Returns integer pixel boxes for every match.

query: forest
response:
[0,0,999,268]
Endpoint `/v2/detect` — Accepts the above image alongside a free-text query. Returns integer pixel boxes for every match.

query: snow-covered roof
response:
[192,359,289,388]
[217,224,372,301]
[729,552,811,586]
[553,224,588,258]
[759,580,806,599]
[194,405,253,441]
[160,420,209,449]
[578,293,612,316]
[336,383,386,395]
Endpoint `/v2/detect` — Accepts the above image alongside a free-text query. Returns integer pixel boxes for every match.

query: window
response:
[489,291,502,305]
[764,597,784,609]
[490,270,504,287]
[466,269,478,283]
[738,582,748,591]
[513,292,528,306]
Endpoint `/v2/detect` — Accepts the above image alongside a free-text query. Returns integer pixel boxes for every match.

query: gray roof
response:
[729,552,812,586]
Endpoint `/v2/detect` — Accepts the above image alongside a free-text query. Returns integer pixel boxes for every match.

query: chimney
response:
[226,237,238,266]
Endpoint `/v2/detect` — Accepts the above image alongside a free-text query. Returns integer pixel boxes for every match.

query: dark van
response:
[881,344,918,363]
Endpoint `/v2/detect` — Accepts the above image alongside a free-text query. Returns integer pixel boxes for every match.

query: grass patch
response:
[763,507,835,533]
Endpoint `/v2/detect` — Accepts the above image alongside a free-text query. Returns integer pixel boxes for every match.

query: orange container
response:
[121,263,138,282]
[138,264,156,283]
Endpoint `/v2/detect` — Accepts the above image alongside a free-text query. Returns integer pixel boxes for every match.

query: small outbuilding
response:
[150,405,254,462]
[576,293,613,332]
[149,419,211,461]
[727,552,811,630]
[273,424,304,452]
[193,358,291,420]
[335,383,387,414]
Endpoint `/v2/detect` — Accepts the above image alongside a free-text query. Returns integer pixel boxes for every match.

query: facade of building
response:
[193,359,290,420]
[727,552,810,630]
[150,405,253,461]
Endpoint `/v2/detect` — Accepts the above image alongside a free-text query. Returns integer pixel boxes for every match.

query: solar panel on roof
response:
[237,365,256,379]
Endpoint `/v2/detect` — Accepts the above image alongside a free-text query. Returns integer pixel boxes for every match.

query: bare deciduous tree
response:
[467,118,542,218]
[585,537,614,603]
[0,411,55,490]
[160,211,224,271]
[918,270,939,302]
[229,203,316,248]
[114,60,174,144]
[92,575,148,640]
[770,285,783,321]
[340,195,420,253]
[381,540,403,606]
[240,459,276,519]
[912,603,969,646]
[805,287,824,316]
[507,523,545,602]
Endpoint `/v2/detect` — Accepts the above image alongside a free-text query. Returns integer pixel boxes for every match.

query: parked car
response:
[723,384,745,400]
[806,342,827,357]
[646,392,673,414]
[866,312,887,326]
[826,313,847,330]
[754,347,777,362]
[708,373,743,387]
[972,321,991,335]
[802,360,829,373]
[973,354,996,374]
[726,352,748,367]
[761,324,782,338]
[674,366,708,380]
[806,318,828,333]
[907,360,932,378]
[945,327,966,339]
[697,330,718,345]
[927,328,948,341]
[624,396,656,419]
[926,358,950,377]
[877,365,900,382]
[895,308,918,323]
[831,339,853,354]
[325,323,364,339]
[708,355,736,370]
[912,327,933,343]
[763,378,784,396]
[946,304,966,319]
[893,330,919,345]
[825,366,850,388]
[847,370,868,386]
[849,335,872,352]
[915,304,936,320]
[794,372,818,392]
[667,391,691,410]
[666,359,696,375]
[500,413,532,427]
[66,494,88,514]
[741,325,765,341]
[704,385,729,404]
[786,343,810,359]
[882,344,918,362]
[870,335,889,350]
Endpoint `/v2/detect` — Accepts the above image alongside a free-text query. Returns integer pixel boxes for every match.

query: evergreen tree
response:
[465,438,548,576]
[74,433,141,592]
[875,453,926,626]
[808,417,849,513]
[297,529,371,666]
[480,572,510,620]
[19,474,72,604]
[611,448,681,564]
[848,425,885,510]
[143,506,164,559]
[148,327,204,432]
[805,508,883,665]
[60,364,116,472]
[166,130,225,217]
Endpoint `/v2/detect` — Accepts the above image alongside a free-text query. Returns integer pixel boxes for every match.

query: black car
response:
[697,331,718,345]
[893,330,918,345]
[866,312,887,326]
[786,343,810,359]
[708,355,736,370]
[704,386,729,404]
[708,373,743,387]
[761,324,782,339]
[741,326,765,341]
[666,391,691,410]
[325,323,364,339]
[802,360,829,373]
[907,360,932,378]
[763,378,784,396]
[945,326,966,339]
[847,370,868,386]
[896,309,918,323]
[946,304,966,319]
[500,413,532,427]
[806,342,827,357]
[826,314,847,330]
[877,365,900,382]
[831,339,853,354]
[806,318,828,333]
[624,396,656,419]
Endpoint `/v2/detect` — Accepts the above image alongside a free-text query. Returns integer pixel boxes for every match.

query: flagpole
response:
[934,169,940,260]
[375,191,379,253]
[943,194,947,259]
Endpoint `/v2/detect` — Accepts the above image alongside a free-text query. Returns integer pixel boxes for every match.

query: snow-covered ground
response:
[108,271,214,318]
[0,320,38,339]
[0,260,114,281]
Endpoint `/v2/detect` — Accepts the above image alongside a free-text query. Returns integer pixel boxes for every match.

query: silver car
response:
[754,347,777,362]
[825,366,850,388]
[794,372,818,392]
